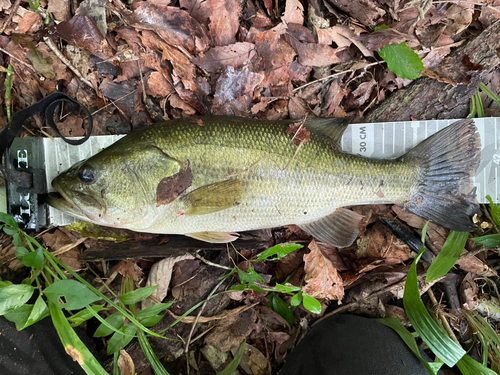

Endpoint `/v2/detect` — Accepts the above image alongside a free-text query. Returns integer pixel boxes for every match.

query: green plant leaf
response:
[473,234,500,248]
[426,231,469,282]
[5,295,49,330]
[15,247,29,259]
[404,224,466,367]
[302,293,321,314]
[0,284,35,315]
[94,312,125,337]
[273,283,301,294]
[486,195,500,228]
[0,212,19,229]
[3,226,17,235]
[21,247,45,270]
[290,292,303,306]
[137,330,171,375]
[457,354,497,375]
[374,24,389,31]
[237,265,265,291]
[49,301,109,374]
[136,303,174,320]
[217,341,246,375]
[107,324,138,355]
[140,314,164,327]
[44,279,102,311]
[119,285,158,305]
[378,42,424,80]
[254,243,303,262]
[68,305,108,327]
[270,294,295,326]
[376,318,443,374]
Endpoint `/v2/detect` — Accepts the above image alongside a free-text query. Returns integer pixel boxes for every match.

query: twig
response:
[194,252,233,271]
[137,60,147,102]
[427,288,461,346]
[0,0,21,34]
[91,90,137,116]
[0,47,36,72]
[184,278,227,375]
[43,37,94,89]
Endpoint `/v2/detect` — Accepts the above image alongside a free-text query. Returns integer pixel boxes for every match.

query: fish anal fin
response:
[185,231,239,243]
[299,207,362,248]
[181,179,245,215]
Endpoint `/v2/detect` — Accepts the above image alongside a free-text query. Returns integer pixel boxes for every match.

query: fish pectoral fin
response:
[181,179,245,215]
[185,231,240,243]
[299,208,362,248]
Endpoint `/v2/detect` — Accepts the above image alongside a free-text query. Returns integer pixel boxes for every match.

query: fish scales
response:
[128,119,416,233]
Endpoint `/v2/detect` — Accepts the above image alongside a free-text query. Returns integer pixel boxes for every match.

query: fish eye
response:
[78,164,95,183]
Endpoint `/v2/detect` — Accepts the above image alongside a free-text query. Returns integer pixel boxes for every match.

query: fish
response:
[47,116,481,247]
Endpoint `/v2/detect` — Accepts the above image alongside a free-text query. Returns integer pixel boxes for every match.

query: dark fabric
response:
[279,314,437,375]
[0,316,89,375]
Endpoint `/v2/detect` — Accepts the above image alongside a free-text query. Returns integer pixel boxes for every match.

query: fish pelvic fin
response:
[299,207,363,248]
[185,231,239,243]
[401,118,481,232]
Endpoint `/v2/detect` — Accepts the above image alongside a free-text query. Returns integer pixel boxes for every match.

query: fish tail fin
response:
[401,119,481,232]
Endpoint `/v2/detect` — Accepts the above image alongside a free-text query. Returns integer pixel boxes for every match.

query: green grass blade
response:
[49,301,108,375]
[137,330,170,375]
[426,231,469,282]
[217,340,246,375]
[404,224,466,367]
[457,354,497,375]
[376,318,443,374]
[479,83,500,107]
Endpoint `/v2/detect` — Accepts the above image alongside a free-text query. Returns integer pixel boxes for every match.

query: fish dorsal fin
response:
[185,231,239,243]
[181,179,245,215]
[302,118,349,147]
[299,207,362,248]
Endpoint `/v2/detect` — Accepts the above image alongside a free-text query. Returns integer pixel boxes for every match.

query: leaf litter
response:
[1,0,500,373]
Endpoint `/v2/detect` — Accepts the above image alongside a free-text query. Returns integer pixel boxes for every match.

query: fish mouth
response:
[48,184,106,222]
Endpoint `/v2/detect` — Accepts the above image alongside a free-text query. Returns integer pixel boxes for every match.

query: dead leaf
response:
[117,350,135,375]
[77,0,107,37]
[354,29,418,51]
[47,0,71,22]
[282,0,304,25]
[112,260,143,283]
[125,2,209,53]
[286,119,310,145]
[54,15,113,60]
[208,0,242,46]
[205,308,257,352]
[141,254,195,309]
[212,66,264,115]
[282,33,344,67]
[303,239,345,301]
[192,42,257,73]
[324,0,385,27]
[17,11,43,34]
[316,25,373,57]
[146,71,172,97]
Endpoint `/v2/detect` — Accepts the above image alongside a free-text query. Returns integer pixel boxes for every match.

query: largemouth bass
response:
[48,117,480,247]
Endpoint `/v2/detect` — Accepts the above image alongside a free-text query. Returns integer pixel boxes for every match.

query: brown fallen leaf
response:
[207,0,241,46]
[17,11,43,34]
[124,2,209,54]
[282,33,344,67]
[316,25,373,58]
[54,15,113,60]
[325,0,385,27]
[212,66,264,116]
[286,119,310,145]
[141,254,195,309]
[192,42,257,73]
[303,239,345,301]
[47,0,71,22]
[354,29,418,51]
[205,308,257,352]
[282,0,304,25]
[146,71,173,98]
